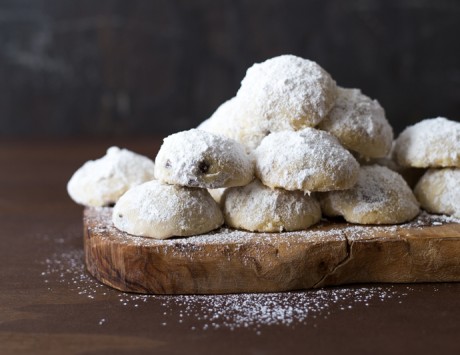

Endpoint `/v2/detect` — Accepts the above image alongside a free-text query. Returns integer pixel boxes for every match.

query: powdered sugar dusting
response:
[353,166,419,216]
[89,207,459,248]
[40,243,415,333]
[415,168,460,218]
[67,146,156,207]
[394,117,460,168]
[223,179,321,232]
[154,129,254,188]
[198,97,268,151]
[237,55,337,130]
[40,208,458,332]
[112,180,224,239]
[158,287,409,331]
[318,87,393,158]
[255,128,359,192]
[89,207,344,246]
[320,165,420,224]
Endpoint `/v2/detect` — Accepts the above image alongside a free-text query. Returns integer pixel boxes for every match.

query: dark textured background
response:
[0,0,459,137]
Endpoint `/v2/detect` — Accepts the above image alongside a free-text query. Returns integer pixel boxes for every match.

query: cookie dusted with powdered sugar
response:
[394,117,460,168]
[198,97,268,151]
[414,168,460,218]
[113,180,223,239]
[318,87,393,158]
[67,147,155,207]
[236,55,337,131]
[254,128,359,193]
[319,165,420,224]
[154,129,254,189]
[223,180,321,232]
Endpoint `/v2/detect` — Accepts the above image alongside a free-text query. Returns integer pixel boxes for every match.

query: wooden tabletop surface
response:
[1,138,459,355]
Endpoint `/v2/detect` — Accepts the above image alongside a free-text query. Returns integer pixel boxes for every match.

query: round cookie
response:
[319,165,420,224]
[318,87,393,158]
[198,97,268,151]
[254,128,359,193]
[154,129,254,189]
[67,146,155,207]
[414,168,460,218]
[113,180,224,239]
[223,180,321,232]
[393,117,460,168]
[236,55,337,131]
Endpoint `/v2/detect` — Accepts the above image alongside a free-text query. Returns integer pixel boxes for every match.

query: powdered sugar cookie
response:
[254,128,359,193]
[223,180,321,232]
[67,147,155,207]
[154,129,254,189]
[318,87,393,158]
[113,180,224,239]
[414,168,460,218]
[319,165,420,224]
[236,55,337,131]
[394,117,460,168]
[198,97,268,151]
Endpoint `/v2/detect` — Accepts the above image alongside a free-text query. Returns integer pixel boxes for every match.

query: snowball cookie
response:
[223,180,321,232]
[319,165,420,224]
[414,168,460,218]
[198,97,268,151]
[154,129,254,189]
[236,55,337,131]
[254,128,359,193]
[317,87,393,158]
[113,180,224,239]
[67,146,155,207]
[394,117,460,168]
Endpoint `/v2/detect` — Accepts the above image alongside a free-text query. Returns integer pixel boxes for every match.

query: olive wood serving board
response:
[84,207,460,294]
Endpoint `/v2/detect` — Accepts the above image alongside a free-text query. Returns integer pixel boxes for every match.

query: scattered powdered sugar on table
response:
[156,287,409,333]
[40,210,458,333]
[41,243,413,333]
[41,249,108,299]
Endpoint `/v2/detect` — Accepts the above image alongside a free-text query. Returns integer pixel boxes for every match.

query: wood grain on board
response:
[84,208,460,294]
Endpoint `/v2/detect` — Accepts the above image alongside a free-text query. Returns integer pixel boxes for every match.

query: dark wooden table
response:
[1,139,459,355]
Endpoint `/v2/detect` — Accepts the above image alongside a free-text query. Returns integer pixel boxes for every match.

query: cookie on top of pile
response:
[67,54,460,239]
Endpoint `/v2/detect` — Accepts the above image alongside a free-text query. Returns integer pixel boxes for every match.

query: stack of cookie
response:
[394,117,460,219]
[199,55,420,231]
[112,129,263,239]
[67,54,459,239]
